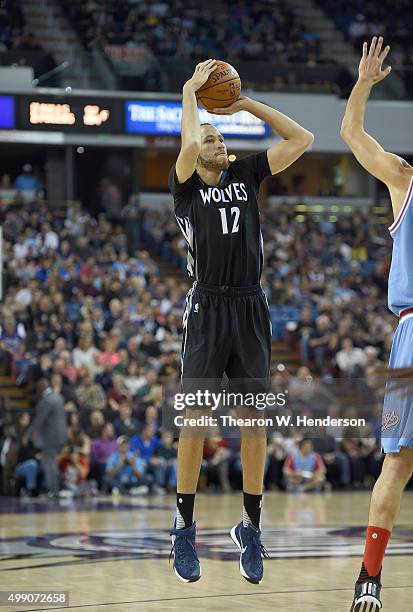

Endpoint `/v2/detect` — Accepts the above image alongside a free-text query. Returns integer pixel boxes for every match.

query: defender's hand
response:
[210,96,250,115]
[185,59,217,92]
[358,36,391,86]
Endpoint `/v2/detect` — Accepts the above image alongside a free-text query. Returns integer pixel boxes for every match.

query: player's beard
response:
[198,154,229,172]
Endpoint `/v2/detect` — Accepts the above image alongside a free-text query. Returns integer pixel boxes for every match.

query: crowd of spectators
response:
[63,0,322,67]
[0,198,184,497]
[0,1,44,54]
[320,0,413,94]
[0,192,400,498]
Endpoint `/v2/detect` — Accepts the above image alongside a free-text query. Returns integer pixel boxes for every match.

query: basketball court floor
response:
[1,492,412,611]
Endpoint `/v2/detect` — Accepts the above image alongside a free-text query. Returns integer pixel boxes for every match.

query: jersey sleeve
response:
[168,165,196,218]
[231,151,271,191]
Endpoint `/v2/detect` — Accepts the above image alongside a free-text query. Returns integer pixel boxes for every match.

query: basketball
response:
[196,61,241,112]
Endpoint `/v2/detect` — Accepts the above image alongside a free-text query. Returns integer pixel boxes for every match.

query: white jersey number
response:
[219,207,240,235]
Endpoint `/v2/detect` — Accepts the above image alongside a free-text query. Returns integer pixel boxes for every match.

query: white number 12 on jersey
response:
[219,207,240,235]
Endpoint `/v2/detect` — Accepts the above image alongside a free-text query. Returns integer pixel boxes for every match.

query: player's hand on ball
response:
[359,36,391,85]
[186,59,217,92]
[210,96,250,115]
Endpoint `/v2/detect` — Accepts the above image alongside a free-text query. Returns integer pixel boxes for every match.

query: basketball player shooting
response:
[168,59,314,584]
[341,37,413,611]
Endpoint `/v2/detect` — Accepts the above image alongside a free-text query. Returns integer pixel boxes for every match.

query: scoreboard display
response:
[16,95,123,133]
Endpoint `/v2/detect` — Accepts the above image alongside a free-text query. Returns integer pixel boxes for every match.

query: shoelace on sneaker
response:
[169,532,200,564]
[251,533,270,559]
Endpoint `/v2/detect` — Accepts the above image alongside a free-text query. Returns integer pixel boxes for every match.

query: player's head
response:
[197,123,229,172]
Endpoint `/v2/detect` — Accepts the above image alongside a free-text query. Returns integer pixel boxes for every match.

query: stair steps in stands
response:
[0,375,31,412]
[272,341,301,372]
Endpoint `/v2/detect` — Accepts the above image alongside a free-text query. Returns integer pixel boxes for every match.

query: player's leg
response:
[227,289,272,584]
[171,288,228,582]
[170,409,210,582]
[239,410,267,527]
[229,411,269,583]
[175,408,211,526]
[351,320,413,610]
[369,448,413,530]
[350,448,413,611]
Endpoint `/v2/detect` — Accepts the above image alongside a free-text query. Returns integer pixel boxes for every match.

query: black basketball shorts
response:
[180,281,272,394]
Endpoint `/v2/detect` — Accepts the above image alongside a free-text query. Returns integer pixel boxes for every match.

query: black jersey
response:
[168,151,271,286]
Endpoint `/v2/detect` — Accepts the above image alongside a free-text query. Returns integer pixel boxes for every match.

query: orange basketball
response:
[196,61,241,113]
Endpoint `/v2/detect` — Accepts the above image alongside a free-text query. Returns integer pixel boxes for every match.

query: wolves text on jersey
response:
[199,182,248,205]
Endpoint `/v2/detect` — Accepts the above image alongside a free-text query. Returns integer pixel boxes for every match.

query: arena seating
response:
[317,0,413,96]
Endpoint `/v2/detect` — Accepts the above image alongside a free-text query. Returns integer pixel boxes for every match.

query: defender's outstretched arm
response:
[340,37,412,214]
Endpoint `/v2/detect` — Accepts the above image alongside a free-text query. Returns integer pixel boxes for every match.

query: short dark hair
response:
[299,437,312,450]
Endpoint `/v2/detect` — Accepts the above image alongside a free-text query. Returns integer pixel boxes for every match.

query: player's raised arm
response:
[212,97,314,174]
[175,60,217,184]
[340,37,412,213]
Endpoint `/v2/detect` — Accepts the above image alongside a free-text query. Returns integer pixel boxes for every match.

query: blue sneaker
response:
[230,521,269,584]
[170,521,201,582]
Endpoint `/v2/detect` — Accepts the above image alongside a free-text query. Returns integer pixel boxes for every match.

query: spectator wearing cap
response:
[104,436,153,494]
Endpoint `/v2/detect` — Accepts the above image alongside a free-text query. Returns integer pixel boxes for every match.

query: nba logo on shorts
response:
[382,410,400,431]
[194,303,200,313]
